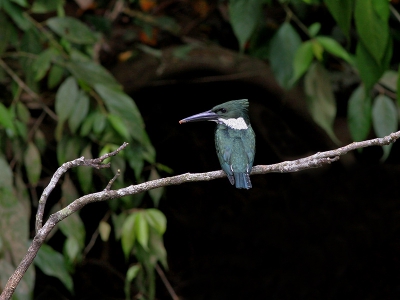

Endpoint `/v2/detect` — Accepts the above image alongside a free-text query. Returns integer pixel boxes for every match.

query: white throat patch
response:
[218,117,248,130]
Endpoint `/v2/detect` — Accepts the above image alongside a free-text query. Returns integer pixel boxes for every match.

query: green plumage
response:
[179,99,256,189]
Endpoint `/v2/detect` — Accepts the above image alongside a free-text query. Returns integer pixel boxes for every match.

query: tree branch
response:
[35,142,128,233]
[2,131,400,300]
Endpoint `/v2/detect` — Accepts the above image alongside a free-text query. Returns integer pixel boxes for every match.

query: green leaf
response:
[311,39,324,61]
[372,95,398,160]
[354,0,389,64]
[324,0,353,38]
[16,102,30,124]
[0,156,13,188]
[99,221,111,242]
[35,243,73,292]
[372,94,398,137]
[269,22,302,89]
[69,90,90,133]
[3,0,31,30]
[291,41,314,85]
[304,62,338,143]
[55,76,79,122]
[125,264,141,298]
[347,85,372,142]
[32,0,63,13]
[126,264,140,281]
[229,0,263,51]
[308,22,321,37]
[14,120,28,140]
[10,0,28,7]
[145,209,167,236]
[92,111,107,135]
[315,36,353,64]
[155,15,181,34]
[0,159,30,273]
[47,17,97,44]
[77,144,93,194]
[47,64,65,89]
[172,44,194,60]
[64,236,80,263]
[24,142,41,186]
[135,212,149,250]
[148,229,168,268]
[35,129,46,153]
[141,132,156,164]
[126,146,145,180]
[355,42,383,92]
[107,114,131,140]
[148,168,164,207]
[0,15,14,54]
[121,212,137,258]
[0,103,15,133]
[59,209,85,248]
[379,70,398,92]
[80,111,96,136]
[33,48,58,81]
[94,84,145,143]
[112,212,127,240]
[66,59,119,89]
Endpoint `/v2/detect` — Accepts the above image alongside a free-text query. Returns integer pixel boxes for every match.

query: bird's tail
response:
[234,172,252,189]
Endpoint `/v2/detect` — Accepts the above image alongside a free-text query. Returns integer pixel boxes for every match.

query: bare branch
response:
[2,132,400,300]
[35,142,128,233]
[156,264,179,300]
[105,169,121,191]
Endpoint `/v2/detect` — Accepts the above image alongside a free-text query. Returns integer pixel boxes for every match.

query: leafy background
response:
[1,0,400,299]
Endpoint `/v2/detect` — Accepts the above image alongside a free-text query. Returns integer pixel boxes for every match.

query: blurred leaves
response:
[47,17,98,44]
[304,62,338,143]
[324,0,353,38]
[1,0,400,298]
[269,22,301,89]
[229,0,263,51]
[354,0,389,65]
[35,243,73,292]
[24,142,41,186]
[347,85,372,142]
[372,94,398,160]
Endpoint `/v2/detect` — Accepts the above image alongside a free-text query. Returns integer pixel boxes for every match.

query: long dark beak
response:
[179,110,218,124]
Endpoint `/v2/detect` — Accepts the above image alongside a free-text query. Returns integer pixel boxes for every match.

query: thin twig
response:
[156,264,179,300]
[105,169,121,190]
[2,132,400,300]
[282,3,310,37]
[35,142,128,233]
[0,58,58,121]
[83,211,111,258]
[390,4,400,24]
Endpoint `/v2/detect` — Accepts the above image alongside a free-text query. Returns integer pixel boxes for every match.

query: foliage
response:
[1,0,400,298]
[239,0,399,155]
[0,0,167,299]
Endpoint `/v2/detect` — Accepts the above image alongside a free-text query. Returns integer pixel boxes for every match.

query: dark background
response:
[34,1,400,299]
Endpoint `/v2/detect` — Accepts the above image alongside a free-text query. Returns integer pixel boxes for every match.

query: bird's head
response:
[179,99,250,129]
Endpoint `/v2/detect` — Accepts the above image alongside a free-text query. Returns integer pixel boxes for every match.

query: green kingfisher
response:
[179,99,256,189]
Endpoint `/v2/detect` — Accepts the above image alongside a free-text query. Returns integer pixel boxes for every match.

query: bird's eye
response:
[219,108,227,113]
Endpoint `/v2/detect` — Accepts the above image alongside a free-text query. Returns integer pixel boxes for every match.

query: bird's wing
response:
[242,126,256,170]
[215,127,234,184]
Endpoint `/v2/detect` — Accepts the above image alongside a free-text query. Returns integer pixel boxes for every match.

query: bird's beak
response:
[179,110,218,124]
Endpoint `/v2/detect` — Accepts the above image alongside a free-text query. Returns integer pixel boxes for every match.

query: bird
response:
[179,99,256,189]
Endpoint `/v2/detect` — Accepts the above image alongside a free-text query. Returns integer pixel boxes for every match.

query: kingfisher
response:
[179,99,255,189]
